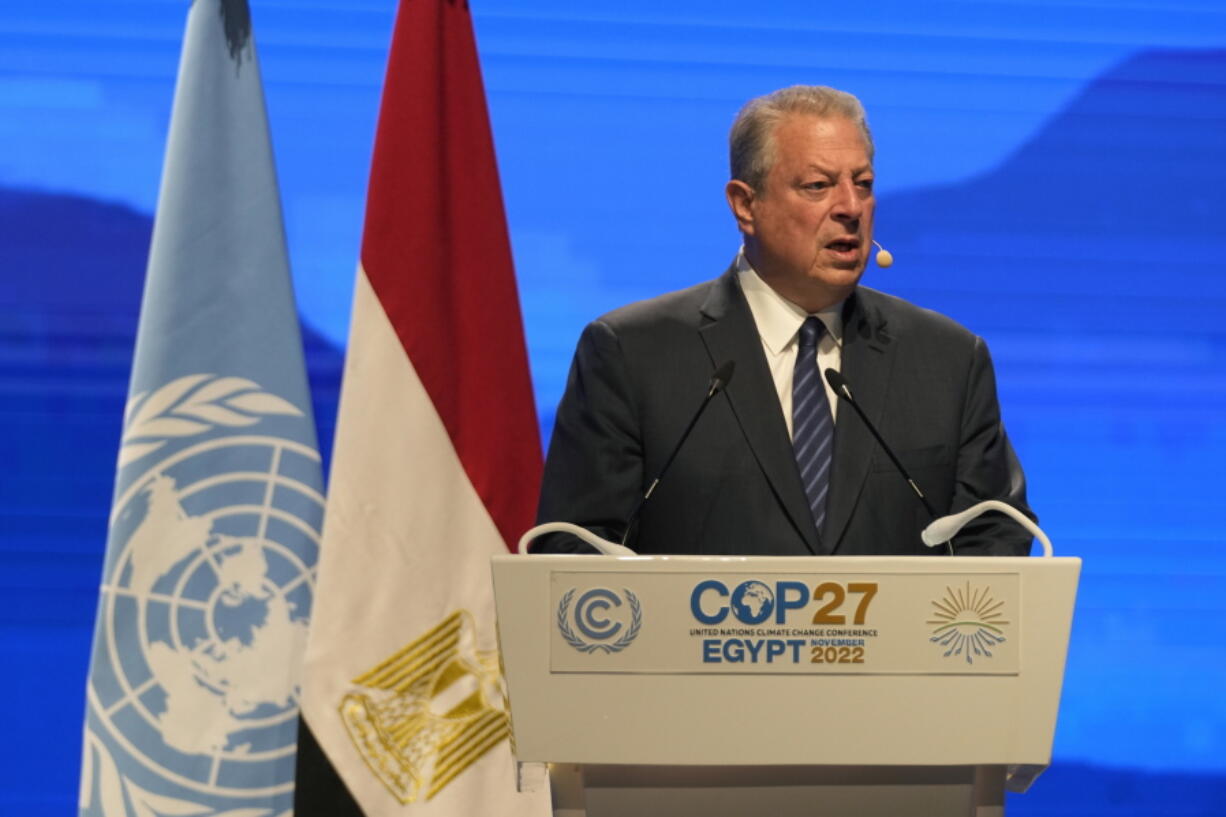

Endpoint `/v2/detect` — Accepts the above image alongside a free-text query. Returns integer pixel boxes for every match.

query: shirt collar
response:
[735,249,844,355]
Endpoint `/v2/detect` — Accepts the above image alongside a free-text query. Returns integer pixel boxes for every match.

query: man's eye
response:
[803,181,829,191]
[857,179,874,191]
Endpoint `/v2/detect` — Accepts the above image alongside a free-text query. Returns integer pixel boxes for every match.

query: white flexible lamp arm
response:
[920,500,1053,557]
[516,522,638,556]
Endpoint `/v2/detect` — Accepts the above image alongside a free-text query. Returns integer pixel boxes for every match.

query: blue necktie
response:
[792,317,834,537]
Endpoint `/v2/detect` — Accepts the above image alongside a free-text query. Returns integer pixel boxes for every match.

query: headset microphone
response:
[872,240,894,268]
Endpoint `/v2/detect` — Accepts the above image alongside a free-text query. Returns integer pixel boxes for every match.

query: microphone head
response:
[711,360,736,392]
[871,240,894,268]
[921,515,965,547]
[823,367,852,400]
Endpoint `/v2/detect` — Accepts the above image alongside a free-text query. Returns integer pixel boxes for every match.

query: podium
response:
[490,554,1079,817]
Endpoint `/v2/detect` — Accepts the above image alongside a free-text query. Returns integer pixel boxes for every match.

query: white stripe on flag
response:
[300,268,546,815]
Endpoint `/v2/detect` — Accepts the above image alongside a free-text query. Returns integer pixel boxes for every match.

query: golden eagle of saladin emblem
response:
[339,610,509,802]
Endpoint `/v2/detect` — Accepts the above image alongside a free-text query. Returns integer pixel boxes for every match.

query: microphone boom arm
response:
[825,368,952,555]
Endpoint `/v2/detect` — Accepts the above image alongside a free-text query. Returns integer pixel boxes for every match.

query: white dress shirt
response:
[736,253,843,439]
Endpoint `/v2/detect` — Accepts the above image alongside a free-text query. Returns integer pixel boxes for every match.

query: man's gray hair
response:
[729,85,874,191]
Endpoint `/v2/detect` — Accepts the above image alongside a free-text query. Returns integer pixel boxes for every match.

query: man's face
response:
[727,114,875,312]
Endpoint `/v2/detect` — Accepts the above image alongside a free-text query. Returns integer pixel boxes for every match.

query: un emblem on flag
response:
[82,375,322,814]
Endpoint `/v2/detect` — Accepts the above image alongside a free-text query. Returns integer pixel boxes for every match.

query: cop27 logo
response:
[556,588,642,653]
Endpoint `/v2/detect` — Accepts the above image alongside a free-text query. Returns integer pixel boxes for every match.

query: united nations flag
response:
[77,2,322,815]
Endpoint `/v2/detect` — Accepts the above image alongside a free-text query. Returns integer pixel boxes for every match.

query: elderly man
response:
[535,85,1033,556]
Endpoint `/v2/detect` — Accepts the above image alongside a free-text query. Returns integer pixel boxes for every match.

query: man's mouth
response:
[825,238,860,255]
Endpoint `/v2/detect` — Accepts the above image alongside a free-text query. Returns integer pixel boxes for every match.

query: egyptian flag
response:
[294,0,548,814]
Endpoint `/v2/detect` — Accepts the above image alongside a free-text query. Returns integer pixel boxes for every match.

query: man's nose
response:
[831,179,864,221]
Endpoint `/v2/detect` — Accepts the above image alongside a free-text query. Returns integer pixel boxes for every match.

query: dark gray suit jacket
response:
[536,269,1033,556]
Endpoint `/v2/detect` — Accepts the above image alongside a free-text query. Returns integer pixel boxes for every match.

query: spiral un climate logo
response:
[556,587,642,653]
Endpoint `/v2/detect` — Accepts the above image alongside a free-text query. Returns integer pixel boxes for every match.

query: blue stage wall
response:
[2,1,1224,812]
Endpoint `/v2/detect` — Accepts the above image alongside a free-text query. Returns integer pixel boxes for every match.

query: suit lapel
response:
[697,271,819,554]
[826,289,896,552]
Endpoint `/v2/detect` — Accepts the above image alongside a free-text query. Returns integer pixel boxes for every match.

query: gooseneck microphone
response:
[823,368,952,555]
[922,500,1054,557]
[620,361,736,548]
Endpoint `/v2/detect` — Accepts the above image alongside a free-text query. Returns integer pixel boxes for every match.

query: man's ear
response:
[725,179,757,235]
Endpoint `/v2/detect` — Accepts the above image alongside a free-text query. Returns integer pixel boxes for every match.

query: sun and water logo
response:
[927,581,1009,664]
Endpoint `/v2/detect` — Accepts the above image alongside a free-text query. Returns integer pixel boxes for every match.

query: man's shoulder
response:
[855,285,982,347]
[594,275,728,335]
[583,277,984,348]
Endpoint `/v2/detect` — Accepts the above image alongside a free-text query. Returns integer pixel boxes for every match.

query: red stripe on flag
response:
[360,0,540,551]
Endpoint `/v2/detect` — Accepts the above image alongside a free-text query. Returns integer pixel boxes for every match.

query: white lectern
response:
[491,554,1079,817]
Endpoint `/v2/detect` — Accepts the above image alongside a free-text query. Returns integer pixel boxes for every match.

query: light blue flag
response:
[79,2,322,815]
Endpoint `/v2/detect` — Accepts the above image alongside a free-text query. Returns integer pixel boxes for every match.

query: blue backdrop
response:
[2,0,1225,813]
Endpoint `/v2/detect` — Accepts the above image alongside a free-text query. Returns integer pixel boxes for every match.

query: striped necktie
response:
[792,316,834,539]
